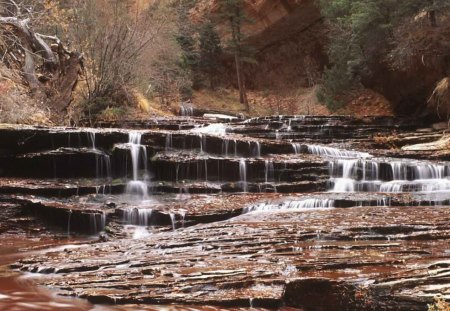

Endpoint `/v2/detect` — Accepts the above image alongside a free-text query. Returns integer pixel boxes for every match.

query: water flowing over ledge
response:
[0,115,450,310]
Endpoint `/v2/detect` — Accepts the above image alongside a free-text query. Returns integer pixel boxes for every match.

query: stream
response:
[0,115,449,310]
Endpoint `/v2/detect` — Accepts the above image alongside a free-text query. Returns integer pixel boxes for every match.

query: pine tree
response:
[318,0,450,109]
[219,0,256,112]
[175,0,199,100]
[199,21,222,89]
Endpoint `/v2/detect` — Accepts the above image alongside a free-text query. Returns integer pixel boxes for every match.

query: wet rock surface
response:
[1,115,450,310]
[13,206,450,310]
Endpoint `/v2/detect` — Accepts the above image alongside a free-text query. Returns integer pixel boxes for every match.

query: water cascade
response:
[85,130,112,180]
[180,104,194,117]
[123,208,153,226]
[89,212,106,234]
[243,198,334,213]
[126,132,149,198]
[3,115,450,309]
[292,143,370,158]
[239,159,247,192]
[191,123,227,135]
[264,160,274,183]
[165,133,172,151]
[329,158,450,194]
[252,141,261,157]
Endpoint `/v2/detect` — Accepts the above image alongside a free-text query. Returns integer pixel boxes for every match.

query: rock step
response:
[93,117,214,130]
[151,154,328,183]
[150,131,294,157]
[0,125,129,155]
[0,178,125,197]
[6,192,450,235]
[241,115,420,127]
[0,148,113,178]
[13,205,449,310]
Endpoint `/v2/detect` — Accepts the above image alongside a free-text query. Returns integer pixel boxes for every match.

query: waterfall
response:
[67,210,72,237]
[169,213,176,230]
[330,159,379,192]
[307,144,370,158]
[95,152,112,180]
[165,133,172,151]
[329,158,450,194]
[292,143,370,158]
[87,131,96,150]
[126,131,149,198]
[264,160,274,183]
[292,143,302,154]
[89,212,106,234]
[252,141,261,157]
[191,123,227,135]
[275,130,281,140]
[85,130,112,180]
[123,208,153,226]
[180,104,194,116]
[243,198,334,213]
[223,139,229,157]
[239,159,247,192]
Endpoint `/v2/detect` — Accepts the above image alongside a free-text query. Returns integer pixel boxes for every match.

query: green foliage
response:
[199,21,222,89]
[176,35,198,70]
[318,0,450,107]
[218,0,256,64]
[174,0,200,99]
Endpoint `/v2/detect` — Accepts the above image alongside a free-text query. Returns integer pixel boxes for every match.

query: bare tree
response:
[67,0,165,122]
[0,0,83,122]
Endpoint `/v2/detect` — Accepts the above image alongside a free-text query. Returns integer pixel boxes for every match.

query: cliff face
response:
[194,0,450,118]
[194,0,326,91]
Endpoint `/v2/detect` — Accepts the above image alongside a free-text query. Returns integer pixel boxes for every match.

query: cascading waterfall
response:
[180,104,194,117]
[89,212,106,234]
[126,131,149,198]
[165,133,173,151]
[67,210,72,237]
[191,123,227,139]
[123,208,153,226]
[264,160,274,183]
[88,132,96,149]
[252,141,261,157]
[291,143,302,154]
[329,157,450,194]
[330,159,380,192]
[243,198,334,213]
[86,130,112,180]
[220,139,237,157]
[307,144,370,158]
[291,143,370,158]
[169,213,176,230]
[222,139,229,157]
[239,159,247,192]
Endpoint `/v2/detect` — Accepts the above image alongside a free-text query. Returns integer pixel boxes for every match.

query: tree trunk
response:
[228,1,250,113]
[234,53,249,111]
[429,10,437,27]
[428,0,437,27]
[0,16,82,123]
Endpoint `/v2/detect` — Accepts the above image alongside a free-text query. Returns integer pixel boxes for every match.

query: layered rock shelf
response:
[0,115,449,310]
[13,206,450,310]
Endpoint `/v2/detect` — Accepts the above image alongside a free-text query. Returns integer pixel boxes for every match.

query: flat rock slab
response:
[13,205,450,310]
[0,178,125,197]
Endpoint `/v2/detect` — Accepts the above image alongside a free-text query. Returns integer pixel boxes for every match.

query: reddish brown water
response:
[0,234,299,311]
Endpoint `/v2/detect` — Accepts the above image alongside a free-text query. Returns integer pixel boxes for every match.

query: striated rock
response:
[12,206,450,309]
[1,115,450,310]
